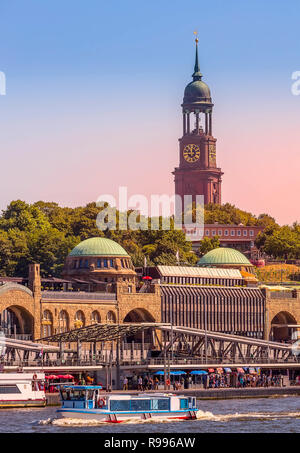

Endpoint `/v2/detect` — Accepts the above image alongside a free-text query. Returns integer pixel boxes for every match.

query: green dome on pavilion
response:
[198,247,251,267]
[69,237,129,257]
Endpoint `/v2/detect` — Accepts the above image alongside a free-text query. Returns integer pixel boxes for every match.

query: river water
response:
[0,396,299,433]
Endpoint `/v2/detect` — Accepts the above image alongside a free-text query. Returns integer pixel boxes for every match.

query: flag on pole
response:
[144,256,147,268]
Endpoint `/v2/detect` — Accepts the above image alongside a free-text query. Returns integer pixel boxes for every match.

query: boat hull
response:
[57,408,197,423]
[0,399,46,408]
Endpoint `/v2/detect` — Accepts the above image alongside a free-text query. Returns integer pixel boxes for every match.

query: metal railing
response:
[4,334,33,341]
[2,354,300,369]
[41,291,117,301]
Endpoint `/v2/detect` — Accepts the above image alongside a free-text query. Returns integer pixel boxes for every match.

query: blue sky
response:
[0,0,299,224]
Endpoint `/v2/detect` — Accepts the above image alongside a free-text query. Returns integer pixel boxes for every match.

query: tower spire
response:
[192,32,202,81]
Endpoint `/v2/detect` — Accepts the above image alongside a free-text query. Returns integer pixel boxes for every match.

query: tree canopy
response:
[0,199,296,277]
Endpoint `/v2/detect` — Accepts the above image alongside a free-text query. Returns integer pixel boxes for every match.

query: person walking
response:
[138,376,143,391]
[166,378,170,390]
[123,376,128,391]
[149,377,154,390]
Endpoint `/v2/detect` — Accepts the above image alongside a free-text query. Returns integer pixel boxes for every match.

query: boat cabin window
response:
[187,397,197,408]
[0,385,21,394]
[152,399,169,410]
[180,398,189,409]
[61,390,86,401]
[110,400,131,412]
[131,399,151,411]
[109,398,170,412]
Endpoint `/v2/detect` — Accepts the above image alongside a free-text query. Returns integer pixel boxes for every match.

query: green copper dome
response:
[183,80,211,104]
[69,238,129,257]
[198,247,251,267]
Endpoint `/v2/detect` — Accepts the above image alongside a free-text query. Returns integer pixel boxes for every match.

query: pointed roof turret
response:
[192,37,202,81]
[182,33,212,108]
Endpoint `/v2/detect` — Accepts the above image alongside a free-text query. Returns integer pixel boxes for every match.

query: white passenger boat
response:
[57,385,198,423]
[0,372,46,408]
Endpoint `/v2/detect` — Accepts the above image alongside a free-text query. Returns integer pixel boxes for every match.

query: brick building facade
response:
[0,239,299,344]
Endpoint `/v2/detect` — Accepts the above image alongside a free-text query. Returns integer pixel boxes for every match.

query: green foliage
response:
[256,224,300,259]
[0,200,197,276]
[198,236,220,256]
[204,203,259,226]
[0,201,78,277]
[0,198,296,276]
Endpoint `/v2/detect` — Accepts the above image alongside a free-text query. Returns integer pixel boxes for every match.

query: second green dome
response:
[198,247,251,267]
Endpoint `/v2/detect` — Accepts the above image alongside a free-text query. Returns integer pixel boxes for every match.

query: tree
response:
[260,226,300,259]
[198,236,220,256]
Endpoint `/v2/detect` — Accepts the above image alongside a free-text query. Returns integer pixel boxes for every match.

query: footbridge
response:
[0,323,299,371]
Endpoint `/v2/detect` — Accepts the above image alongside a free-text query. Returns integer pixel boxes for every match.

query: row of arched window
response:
[42,309,116,337]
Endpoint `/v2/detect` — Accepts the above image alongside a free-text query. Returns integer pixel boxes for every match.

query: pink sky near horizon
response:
[1,80,299,227]
[0,1,300,227]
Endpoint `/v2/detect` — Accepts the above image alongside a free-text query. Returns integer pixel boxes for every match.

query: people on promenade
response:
[120,370,286,392]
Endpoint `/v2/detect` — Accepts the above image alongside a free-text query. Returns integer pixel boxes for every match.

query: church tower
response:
[173,37,223,208]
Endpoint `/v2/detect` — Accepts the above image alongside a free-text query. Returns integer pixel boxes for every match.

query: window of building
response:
[59,310,69,333]
[107,311,116,323]
[231,230,235,236]
[91,311,101,324]
[218,230,222,236]
[224,230,229,236]
[243,230,248,236]
[97,259,102,268]
[109,259,114,267]
[84,259,89,268]
[237,230,241,236]
[42,310,53,337]
[103,259,108,268]
[79,259,83,268]
[75,310,85,328]
[250,230,254,236]
[212,230,216,236]
[205,230,210,236]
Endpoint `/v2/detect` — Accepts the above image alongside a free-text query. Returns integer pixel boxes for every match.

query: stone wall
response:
[264,288,300,340]
[0,283,40,339]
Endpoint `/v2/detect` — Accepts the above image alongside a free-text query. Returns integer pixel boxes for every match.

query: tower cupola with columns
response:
[173,36,223,207]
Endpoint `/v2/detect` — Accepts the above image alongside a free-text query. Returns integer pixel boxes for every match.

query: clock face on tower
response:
[183,144,200,163]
